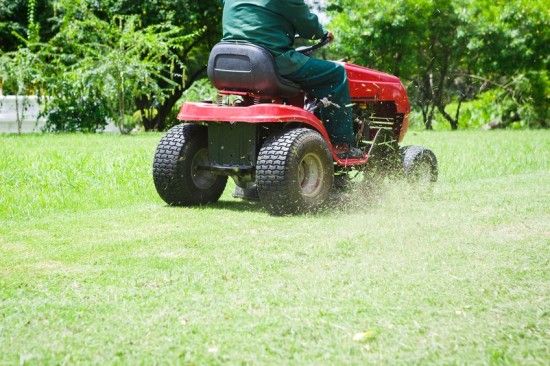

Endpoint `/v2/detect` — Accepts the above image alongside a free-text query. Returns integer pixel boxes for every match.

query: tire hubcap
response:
[191,148,217,189]
[298,153,324,197]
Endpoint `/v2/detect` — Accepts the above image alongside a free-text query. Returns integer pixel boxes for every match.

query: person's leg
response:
[283,58,355,145]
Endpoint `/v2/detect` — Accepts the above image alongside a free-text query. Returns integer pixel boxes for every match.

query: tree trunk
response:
[151,88,185,131]
[437,104,458,130]
[15,95,21,134]
[142,66,208,131]
[420,104,429,128]
[421,72,436,130]
[426,103,436,130]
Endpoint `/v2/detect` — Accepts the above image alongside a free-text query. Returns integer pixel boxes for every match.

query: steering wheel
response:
[295,33,333,56]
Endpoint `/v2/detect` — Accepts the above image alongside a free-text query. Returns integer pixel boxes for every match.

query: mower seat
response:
[207,41,301,99]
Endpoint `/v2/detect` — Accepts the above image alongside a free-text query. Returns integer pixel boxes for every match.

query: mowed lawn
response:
[0,130,548,365]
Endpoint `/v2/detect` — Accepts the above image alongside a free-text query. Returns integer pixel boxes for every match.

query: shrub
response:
[44,93,110,133]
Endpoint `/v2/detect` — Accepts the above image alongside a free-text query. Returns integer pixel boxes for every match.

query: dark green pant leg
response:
[282,58,355,145]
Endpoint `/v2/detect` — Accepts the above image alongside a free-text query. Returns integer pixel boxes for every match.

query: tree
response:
[461,0,549,128]
[0,0,45,133]
[1,0,223,132]
[0,0,55,52]
[328,0,549,129]
[41,11,196,132]
[328,0,469,129]
[0,48,43,133]
[97,0,222,131]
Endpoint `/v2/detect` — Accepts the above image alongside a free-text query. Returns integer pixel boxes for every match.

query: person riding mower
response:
[221,0,362,158]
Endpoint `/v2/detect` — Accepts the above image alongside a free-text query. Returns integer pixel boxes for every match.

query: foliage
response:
[163,78,219,131]
[180,78,218,103]
[84,0,222,131]
[1,0,222,132]
[462,0,550,128]
[464,0,548,75]
[26,0,40,43]
[44,90,111,132]
[328,0,549,129]
[328,0,463,129]
[0,0,55,52]
[41,9,195,133]
[422,70,550,131]
[0,48,42,96]
[0,47,44,133]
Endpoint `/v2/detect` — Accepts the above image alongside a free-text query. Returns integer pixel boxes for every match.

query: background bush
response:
[328,0,549,130]
[44,92,111,133]
[0,0,221,132]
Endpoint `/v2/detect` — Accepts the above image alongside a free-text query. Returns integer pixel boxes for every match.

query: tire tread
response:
[153,124,227,205]
[256,128,333,215]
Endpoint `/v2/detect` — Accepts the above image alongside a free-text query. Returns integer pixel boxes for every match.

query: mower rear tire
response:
[256,128,334,215]
[153,124,227,206]
[400,145,438,190]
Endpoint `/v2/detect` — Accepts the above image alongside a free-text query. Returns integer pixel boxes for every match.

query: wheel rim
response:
[298,153,324,197]
[191,148,217,189]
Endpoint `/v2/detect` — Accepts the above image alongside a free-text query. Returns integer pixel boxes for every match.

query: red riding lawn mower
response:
[153,36,438,215]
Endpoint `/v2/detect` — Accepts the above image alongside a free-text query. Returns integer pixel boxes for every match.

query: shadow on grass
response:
[212,200,265,213]
[164,201,267,213]
[161,199,265,213]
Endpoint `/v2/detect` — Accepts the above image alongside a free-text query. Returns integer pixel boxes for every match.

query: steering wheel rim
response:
[295,33,332,56]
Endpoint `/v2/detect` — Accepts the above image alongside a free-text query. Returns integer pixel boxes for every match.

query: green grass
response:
[0,130,549,365]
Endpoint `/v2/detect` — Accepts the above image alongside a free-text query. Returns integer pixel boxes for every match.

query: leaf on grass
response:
[353,329,379,342]
[179,316,188,326]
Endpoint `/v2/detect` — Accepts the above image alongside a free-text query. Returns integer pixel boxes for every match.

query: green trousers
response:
[282,58,355,145]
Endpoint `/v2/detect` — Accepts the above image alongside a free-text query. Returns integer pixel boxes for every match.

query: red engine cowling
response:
[345,63,410,141]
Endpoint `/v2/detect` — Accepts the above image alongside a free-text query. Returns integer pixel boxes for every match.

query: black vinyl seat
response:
[207,41,302,99]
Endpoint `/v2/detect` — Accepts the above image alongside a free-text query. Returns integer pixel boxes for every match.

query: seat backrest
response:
[207,42,301,99]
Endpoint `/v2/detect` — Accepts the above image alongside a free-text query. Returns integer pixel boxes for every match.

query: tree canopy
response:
[328,0,549,129]
[0,0,222,132]
[1,0,547,131]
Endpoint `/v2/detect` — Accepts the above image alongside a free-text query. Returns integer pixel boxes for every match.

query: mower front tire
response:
[400,145,438,190]
[153,124,227,206]
[256,128,334,215]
